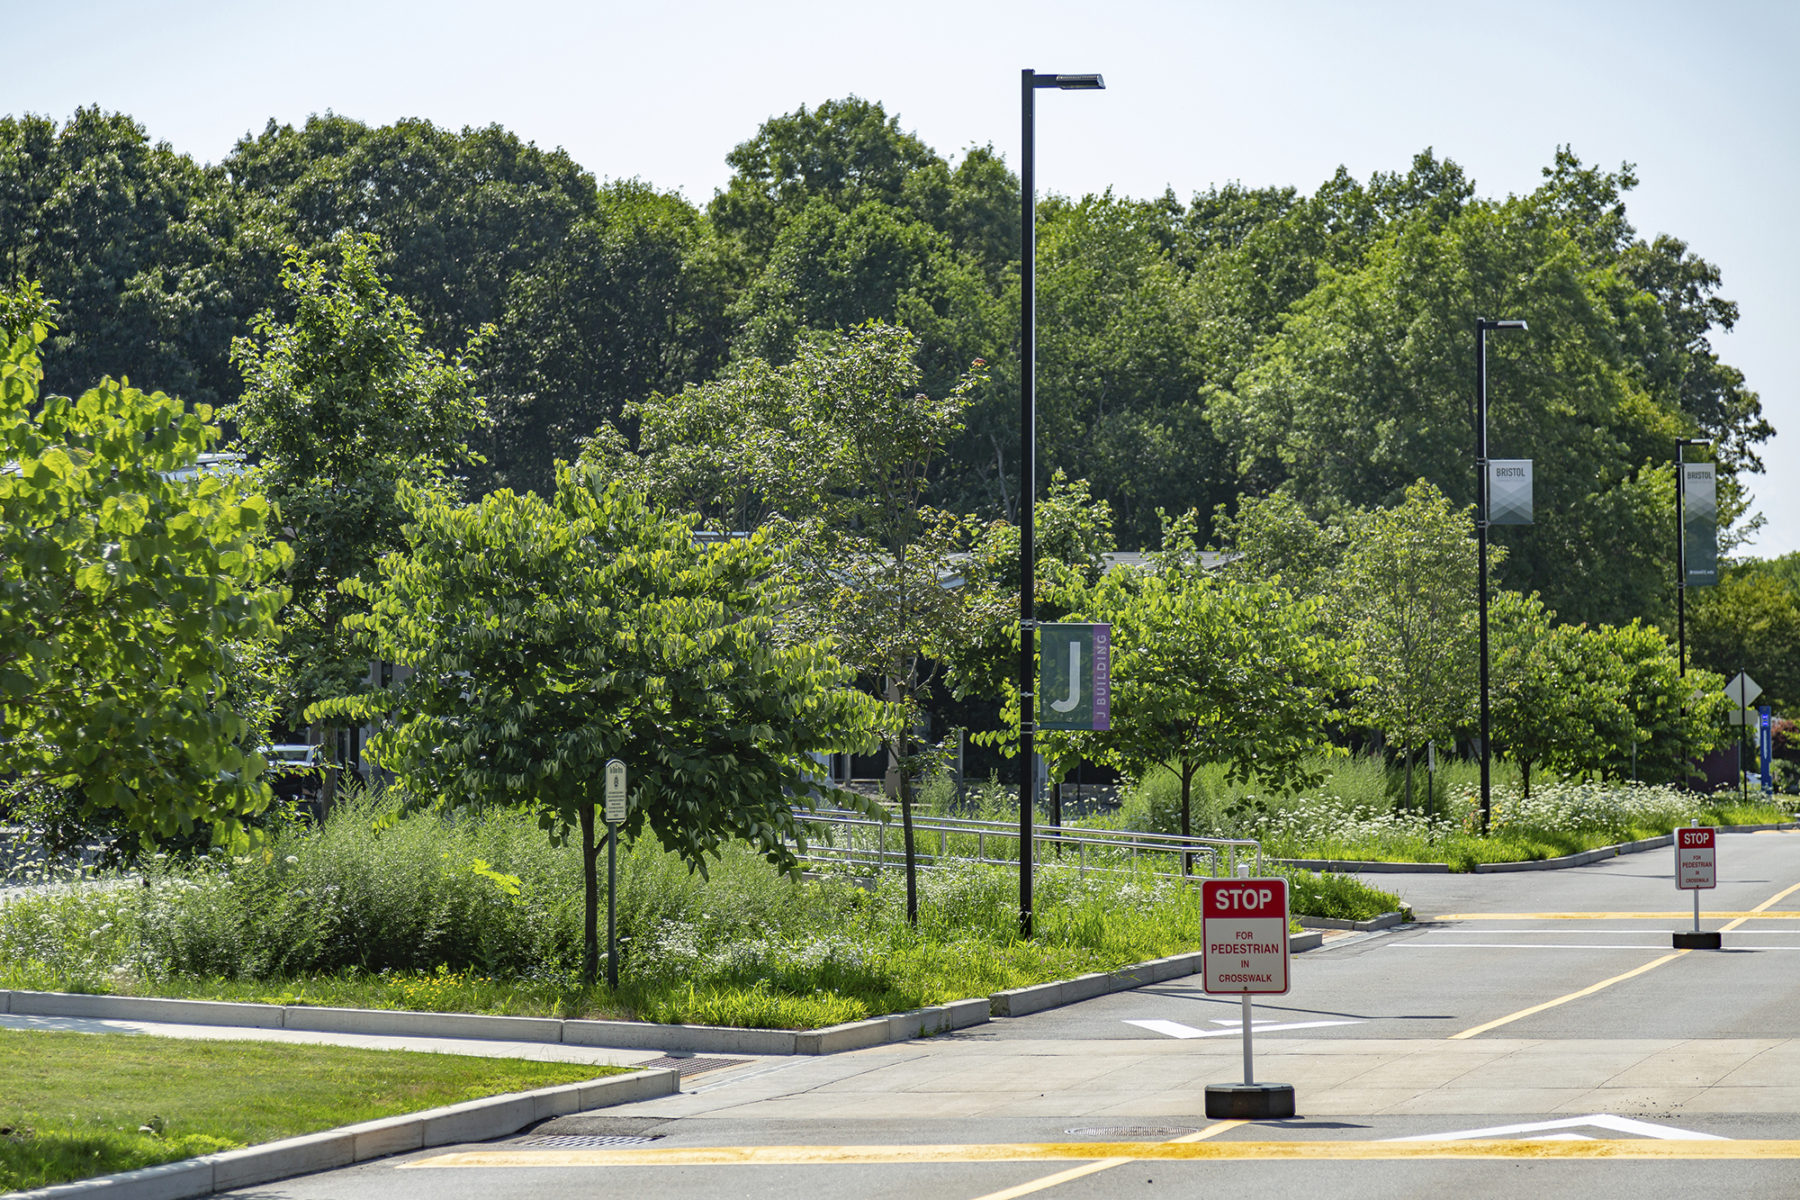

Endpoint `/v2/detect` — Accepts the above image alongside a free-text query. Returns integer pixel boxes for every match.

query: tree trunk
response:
[1521,759,1533,801]
[580,804,600,986]
[1402,746,1414,813]
[1180,764,1194,877]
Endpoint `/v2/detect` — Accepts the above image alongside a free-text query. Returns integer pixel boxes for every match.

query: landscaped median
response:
[0,1027,672,1197]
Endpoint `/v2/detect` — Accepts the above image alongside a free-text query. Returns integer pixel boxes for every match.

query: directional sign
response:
[1675,826,1716,891]
[1201,878,1290,995]
[603,759,628,825]
[1725,672,1762,707]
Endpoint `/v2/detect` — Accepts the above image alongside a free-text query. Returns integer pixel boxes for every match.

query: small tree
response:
[1,287,291,853]
[1335,481,1481,809]
[313,469,881,984]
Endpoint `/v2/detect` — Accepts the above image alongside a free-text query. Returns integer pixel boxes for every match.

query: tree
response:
[1334,481,1479,808]
[226,235,491,730]
[597,323,982,923]
[1690,554,1800,712]
[1,285,291,854]
[985,511,1356,867]
[1488,591,1608,798]
[313,470,881,984]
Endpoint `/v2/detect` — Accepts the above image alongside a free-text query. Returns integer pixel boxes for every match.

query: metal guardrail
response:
[792,808,1261,882]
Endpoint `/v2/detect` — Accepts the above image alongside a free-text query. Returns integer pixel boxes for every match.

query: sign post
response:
[1672,824,1720,950]
[1726,673,1761,804]
[1201,878,1295,1119]
[603,759,628,988]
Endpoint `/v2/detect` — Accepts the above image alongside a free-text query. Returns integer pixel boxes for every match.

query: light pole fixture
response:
[1475,316,1527,836]
[1675,437,1711,677]
[1020,67,1103,939]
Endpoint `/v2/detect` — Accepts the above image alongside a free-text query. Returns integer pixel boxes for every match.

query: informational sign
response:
[1202,878,1290,995]
[1038,623,1112,731]
[604,759,628,825]
[1761,707,1775,792]
[1675,826,1716,890]
[1683,462,1717,587]
[1488,459,1533,525]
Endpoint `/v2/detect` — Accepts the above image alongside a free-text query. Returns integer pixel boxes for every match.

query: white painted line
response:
[1124,1018,1359,1039]
[1389,1113,1726,1142]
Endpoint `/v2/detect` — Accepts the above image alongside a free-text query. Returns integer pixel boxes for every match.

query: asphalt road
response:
[226,829,1800,1199]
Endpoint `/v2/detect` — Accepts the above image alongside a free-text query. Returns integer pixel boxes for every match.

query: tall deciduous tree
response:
[313,471,880,984]
[1,287,291,853]
[226,235,491,729]
[596,324,981,923]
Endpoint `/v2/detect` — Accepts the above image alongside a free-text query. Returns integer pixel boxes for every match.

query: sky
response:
[10,0,1797,557]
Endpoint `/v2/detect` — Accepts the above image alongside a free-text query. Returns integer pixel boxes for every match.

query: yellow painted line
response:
[404,1139,1800,1167]
[1450,952,1688,1038]
[1429,912,1800,921]
[893,1119,1243,1200]
[1721,880,1800,933]
[1449,878,1800,1038]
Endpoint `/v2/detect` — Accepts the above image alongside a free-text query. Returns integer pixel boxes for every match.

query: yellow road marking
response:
[1429,912,1800,921]
[956,1118,1244,1200]
[1448,879,1800,1038]
[1450,952,1688,1038]
[404,1139,1800,1167]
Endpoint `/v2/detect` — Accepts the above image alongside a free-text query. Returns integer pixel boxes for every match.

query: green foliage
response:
[0,288,290,853]
[1333,481,1477,801]
[312,465,883,977]
[1690,551,1800,711]
[226,234,491,723]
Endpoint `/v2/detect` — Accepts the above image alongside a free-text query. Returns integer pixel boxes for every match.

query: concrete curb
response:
[2,1068,676,1200]
[1278,822,1800,876]
[1298,910,1409,933]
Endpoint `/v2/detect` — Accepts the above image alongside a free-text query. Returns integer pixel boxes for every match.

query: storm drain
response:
[635,1055,752,1077]
[518,1134,666,1149]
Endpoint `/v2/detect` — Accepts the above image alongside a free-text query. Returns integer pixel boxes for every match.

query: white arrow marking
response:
[1124,1018,1359,1039]
[1051,640,1082,712]
[1388,1114,1726,1142]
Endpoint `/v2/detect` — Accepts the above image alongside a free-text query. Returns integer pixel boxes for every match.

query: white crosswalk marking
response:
[1124,1017,1359,1039]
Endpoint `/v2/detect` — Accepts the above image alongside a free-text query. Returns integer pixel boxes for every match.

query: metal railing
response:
[791,808,1261,883]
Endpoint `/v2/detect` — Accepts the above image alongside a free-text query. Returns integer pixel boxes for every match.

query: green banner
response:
[1683,462,1717,587]
[1038,623,1111,731]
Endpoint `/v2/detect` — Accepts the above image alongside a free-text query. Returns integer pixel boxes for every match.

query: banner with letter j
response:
[1037,623,1111,731]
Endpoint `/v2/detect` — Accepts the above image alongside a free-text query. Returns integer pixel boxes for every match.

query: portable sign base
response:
[1672,825,1721,951]
[1201,879,1296,1120]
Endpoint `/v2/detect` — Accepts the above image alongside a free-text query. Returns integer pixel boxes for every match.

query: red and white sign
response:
[1201,878,1290,995]
[1675,826,1716,891]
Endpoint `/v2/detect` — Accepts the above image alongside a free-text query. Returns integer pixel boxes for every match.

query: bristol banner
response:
[1488,459,1533,525]
[1037,623,1111,731]
[1683,462,1718,587]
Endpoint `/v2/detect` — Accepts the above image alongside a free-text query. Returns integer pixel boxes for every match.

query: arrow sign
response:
[1725,672,1762,707]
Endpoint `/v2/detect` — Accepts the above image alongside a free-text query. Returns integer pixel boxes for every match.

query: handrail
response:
[790,807,1261,882]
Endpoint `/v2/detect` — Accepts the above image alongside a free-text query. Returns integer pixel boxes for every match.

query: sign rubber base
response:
[1672,930,1722,950]
[1204,1083,1296,1120]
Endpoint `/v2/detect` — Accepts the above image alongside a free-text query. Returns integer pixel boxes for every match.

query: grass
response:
[0,1029,618,1192]
[0,793,1404,1030]
[1086,756,1793,871]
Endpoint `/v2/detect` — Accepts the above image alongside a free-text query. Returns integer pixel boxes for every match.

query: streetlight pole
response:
[1475,316,1527,836]
[1020,68,1103,939]
[1675,437,1711,676]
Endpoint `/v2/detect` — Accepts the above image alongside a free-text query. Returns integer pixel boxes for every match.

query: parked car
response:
[262,743,323,806]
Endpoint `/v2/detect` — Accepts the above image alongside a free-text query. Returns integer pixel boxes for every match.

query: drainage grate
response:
[636,1055,752,1077]
[518,1134,666,1149]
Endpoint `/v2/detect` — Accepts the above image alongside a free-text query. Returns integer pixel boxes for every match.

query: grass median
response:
[0,1029,620,1192]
